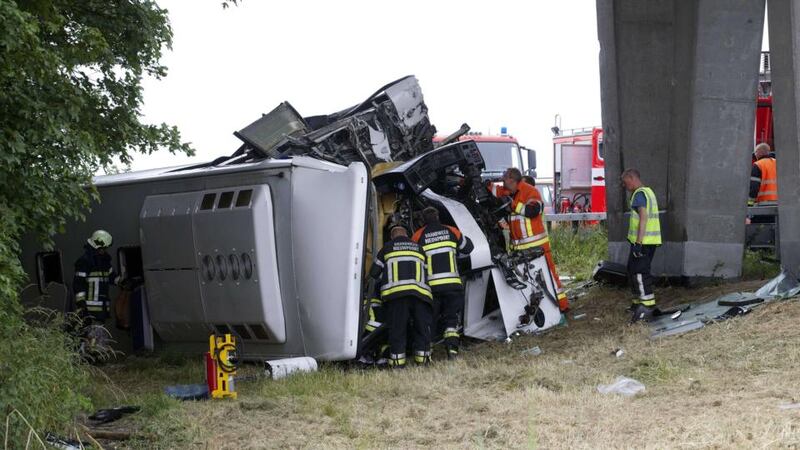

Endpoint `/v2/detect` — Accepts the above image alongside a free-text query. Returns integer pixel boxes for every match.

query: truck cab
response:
[433,132,536,180]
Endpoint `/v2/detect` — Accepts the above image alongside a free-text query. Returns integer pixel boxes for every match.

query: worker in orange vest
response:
[487,168,568,311]
[749,142,778,206]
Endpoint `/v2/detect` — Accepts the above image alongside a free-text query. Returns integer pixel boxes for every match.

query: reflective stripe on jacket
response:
[369,237,432,303]
[487,181,547,250]
[627,186,662,245]
[755,157,778,204]
[73,244,115,312]
[412,222,474,292]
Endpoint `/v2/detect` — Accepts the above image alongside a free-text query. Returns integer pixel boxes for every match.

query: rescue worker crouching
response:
[368,226,434,368]
[487,168,569,311]
[412,207,474,359]
[620,169,662,323]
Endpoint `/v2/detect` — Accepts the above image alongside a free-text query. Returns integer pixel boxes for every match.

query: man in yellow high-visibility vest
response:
[620,169,662,323]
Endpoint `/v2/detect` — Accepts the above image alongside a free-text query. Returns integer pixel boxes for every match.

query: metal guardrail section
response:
[545,207,776,222]
[748,205,778,216]
[545,212,607,222]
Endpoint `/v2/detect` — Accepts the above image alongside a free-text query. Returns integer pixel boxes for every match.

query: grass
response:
[94,278,800,448]
[549,225,607,281]
[548,224,781,282]
[86,232,791,448]
[742,249,781,280]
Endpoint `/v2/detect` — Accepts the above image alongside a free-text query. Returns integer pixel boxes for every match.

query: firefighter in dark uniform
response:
[369,226,433,368]
[412,207,474,359]
[73,230,117,323]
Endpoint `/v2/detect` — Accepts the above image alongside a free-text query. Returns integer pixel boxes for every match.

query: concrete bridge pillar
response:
[597,0,765,279]
[768,0,800,275]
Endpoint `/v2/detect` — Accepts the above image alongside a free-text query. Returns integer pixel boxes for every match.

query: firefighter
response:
[620,169,662,323]
[73,230,118,323]
[368,226,433,368]
[412,207,474,359]
[487,168,568,311]
[749,142,778,207]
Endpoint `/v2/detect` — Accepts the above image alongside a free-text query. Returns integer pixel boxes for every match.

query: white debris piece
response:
[597,376,646,397]
[265,357,318,380]
[521,346,543,356]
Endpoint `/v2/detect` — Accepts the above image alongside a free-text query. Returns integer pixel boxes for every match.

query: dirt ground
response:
[95,279,800,449]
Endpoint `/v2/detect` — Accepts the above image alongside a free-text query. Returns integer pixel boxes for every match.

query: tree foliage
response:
[0,0,191,444]
[1,0,191,244]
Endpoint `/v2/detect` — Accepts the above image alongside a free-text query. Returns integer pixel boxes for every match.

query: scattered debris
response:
[561,359,575,365]
[713,305,752,321]
[88,405,140,424]
[611,348,625,358]
[164,384,209,401]
[573,313,587,320]
[717,292,764,307]
[597,376,646,397]
[650,269,800,339]
[592,260,628,286]
[265,357,318,380]
[521,346,543,356]
[565,280,597,299]
[755,269,800,300]
[45,432,85,450]
[778,403,800,410]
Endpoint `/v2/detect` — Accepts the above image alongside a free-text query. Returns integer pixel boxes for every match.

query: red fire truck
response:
[433,130,537,179]
[551,126,605,216]
[756,51,773,152]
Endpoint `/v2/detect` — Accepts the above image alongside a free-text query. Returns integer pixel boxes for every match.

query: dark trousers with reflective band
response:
[627,244,657,306]
[432,289,464,347]
[385,296,432,365]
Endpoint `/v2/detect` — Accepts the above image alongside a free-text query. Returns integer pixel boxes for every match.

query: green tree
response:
[0,0,191,444]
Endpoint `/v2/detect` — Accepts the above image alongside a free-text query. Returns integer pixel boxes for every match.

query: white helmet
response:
[88,230,113,249]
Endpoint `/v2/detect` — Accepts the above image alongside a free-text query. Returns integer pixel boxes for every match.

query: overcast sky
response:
[135,1,768,177]
[133,0,602,177]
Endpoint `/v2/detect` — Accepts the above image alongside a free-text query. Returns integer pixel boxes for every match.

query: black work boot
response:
[630,304,655,324]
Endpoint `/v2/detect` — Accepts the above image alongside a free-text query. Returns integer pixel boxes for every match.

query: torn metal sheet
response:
[384,76,426,131]
[755,269,800,300]
[227,75,435,169]
[650,269,800,339]
[716,292,764,307]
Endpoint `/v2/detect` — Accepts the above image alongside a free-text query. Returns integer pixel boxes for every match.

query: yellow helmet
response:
[88,230,113,249]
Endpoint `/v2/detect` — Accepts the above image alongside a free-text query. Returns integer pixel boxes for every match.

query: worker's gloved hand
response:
[501,196,514,212]
[632,243,644,258]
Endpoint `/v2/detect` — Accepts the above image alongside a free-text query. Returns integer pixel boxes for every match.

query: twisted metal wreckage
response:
[19,76,563,361]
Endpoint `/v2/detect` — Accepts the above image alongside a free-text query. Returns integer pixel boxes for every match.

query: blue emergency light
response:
[500,126,508,135]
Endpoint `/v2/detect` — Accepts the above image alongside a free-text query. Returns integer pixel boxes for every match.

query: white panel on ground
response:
[492,255,562,337]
